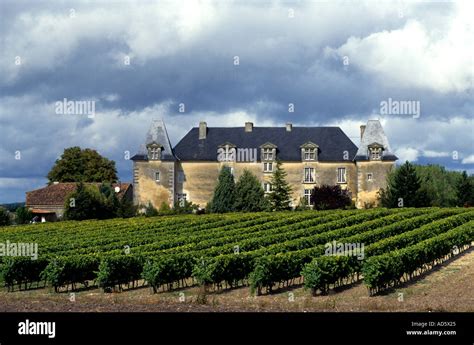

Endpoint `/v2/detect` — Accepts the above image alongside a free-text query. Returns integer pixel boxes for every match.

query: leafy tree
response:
[210,166,236,213]
[0,203,24,212]
[63,182,131,220]
[64,183,101,220]
[47,146,117,183]
[158,201,173,215]
[116,197,137,218]
[98,183,120,219]
[173,200,200,214]
[311,185,352,210]
[294,197,310,211]
[267,160,292,211]
[234,169,268,212]
[144,202,159,217]
[379,161,430,208]
[456,171,474,207]
[415,165,458,207]
[15,207,33,224]
[0,207,11,226]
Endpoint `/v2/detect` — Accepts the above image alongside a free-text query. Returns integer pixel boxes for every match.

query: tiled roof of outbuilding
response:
[26,182,132,206]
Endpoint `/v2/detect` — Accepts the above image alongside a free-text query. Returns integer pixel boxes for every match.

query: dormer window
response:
[371,149,380,160]
[263,148,274,160]
[300,142,319,161]
[147,142,162,160]
[150,147,160,160]
[303,148,316,160]
[368,143,384,161]
[223,149,232,161]
[260,142,277,162]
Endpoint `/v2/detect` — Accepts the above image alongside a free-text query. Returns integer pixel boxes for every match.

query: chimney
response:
[245,122,253,132]
[286,123,292,132]
[199,121,207,140]
[360,125,366,140]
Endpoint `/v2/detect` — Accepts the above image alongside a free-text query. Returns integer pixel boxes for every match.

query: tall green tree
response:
[210,166,236,213]
[99,183,120,219]
[267,160,292,211]
[456,171,474,207]
[116,197,137,218]
[64,183,100,220]
[234,169,268,212]
[15,207,33,224]
[379,161,429,208]
[0,207,11,226]
[47,146,117,183]
[415,165,458,207]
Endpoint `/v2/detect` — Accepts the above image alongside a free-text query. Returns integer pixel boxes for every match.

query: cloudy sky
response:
[0,0,473,203]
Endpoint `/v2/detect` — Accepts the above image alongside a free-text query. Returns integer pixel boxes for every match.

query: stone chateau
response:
[131,119,397,209]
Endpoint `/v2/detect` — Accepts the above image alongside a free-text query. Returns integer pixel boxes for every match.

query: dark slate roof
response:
[173,127,359,162]
[131,119,176,161]
[354,120,398,161]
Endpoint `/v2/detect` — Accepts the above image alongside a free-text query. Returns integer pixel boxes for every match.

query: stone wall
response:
[133,160,175,209]
[177,160,358,208]
[134,159,394,210]
[356,161,395,208]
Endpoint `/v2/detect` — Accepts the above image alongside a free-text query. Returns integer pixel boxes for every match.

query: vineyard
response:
[0,208,472,298]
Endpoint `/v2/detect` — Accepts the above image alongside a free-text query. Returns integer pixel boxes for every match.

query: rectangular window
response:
[263,148,274,161]
[303,148,316,161]
[263,162,273,172]
[304,168,315,183]
[263,183,272,193]
[155,171,160,182]
[337,168,346,183]
[304,189,312,205]
[367,173,373,181]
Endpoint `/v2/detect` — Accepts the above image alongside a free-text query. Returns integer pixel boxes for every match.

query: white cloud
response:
[0,1,472,202]
[462,155,474,164]
[0,1,435,84]
[328,116,474,165]
[395,147,419,162]
[422,150,450,158]
[102,94,120,102]
[0,1,219,83]
[326,1,474,93]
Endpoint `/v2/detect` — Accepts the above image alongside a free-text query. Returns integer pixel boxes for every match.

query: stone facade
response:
[131,119,397,209]
[356,161,396,208]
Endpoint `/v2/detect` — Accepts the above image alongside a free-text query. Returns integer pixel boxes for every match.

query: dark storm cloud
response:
[0,0,472,203]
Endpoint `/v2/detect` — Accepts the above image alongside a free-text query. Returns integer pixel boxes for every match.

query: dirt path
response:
[1,248,473,312]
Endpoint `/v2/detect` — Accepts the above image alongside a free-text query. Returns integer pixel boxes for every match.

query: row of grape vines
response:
[0,208,471,296]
